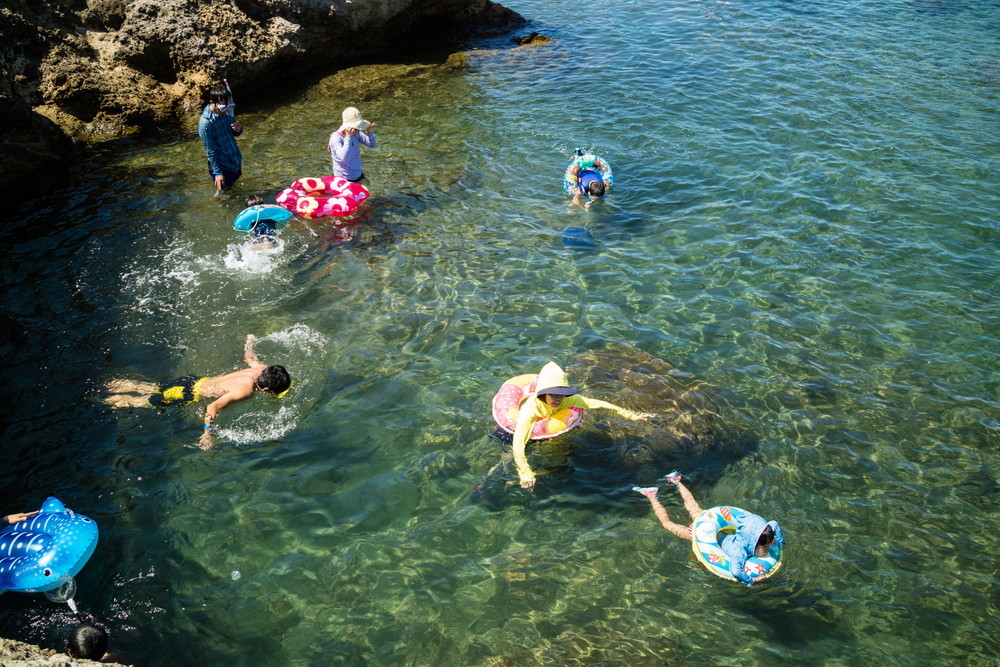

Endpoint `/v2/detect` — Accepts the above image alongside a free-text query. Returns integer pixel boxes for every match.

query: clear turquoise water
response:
[2,0,998,664]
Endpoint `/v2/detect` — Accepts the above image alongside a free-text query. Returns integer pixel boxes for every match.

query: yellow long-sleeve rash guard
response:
[511,394,644,481]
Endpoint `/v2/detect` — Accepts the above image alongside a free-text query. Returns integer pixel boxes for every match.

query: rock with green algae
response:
[0,636,129,666]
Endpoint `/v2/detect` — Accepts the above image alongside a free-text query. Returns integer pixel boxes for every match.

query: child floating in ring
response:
[634,472,786,586]
[564,149,614,209]
[496,361,654,491]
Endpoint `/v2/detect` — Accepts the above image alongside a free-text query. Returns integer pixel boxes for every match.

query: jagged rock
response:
[0,636,127,666]
[512,31,552,46]
[0,0,523,200]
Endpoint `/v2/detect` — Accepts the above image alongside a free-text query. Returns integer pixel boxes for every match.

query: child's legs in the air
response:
[661,515,693,541]
[676,482,704,522]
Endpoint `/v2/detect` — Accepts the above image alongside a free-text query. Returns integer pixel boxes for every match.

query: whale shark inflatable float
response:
[0,497,99,594]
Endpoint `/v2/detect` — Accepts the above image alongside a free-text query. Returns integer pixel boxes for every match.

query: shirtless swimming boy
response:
[104,334,290,449]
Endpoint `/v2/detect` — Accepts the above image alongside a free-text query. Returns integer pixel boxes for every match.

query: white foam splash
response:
[260,323,328,353]
[222,237,286,275]
[216,402,299,446]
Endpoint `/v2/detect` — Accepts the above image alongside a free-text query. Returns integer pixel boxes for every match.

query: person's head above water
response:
[338,106,371,133]
[754,522,781,556]
[256,365,291,395]
[534,361,578,405]
[67,624,108,660]
[587,179,606,198]
[245,194,264,207]
[578,167,606,198]
[206,82,231,106]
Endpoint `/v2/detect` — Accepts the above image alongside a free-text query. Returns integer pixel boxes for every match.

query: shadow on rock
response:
[565,346,758,489]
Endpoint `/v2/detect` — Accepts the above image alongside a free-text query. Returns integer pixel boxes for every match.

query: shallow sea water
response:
[1,0,998,664]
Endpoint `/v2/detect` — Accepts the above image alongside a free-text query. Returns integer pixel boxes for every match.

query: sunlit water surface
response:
[1,0,998,664]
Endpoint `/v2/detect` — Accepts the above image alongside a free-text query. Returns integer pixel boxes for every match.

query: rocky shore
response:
[0,0,523,200]
[0,636,127,666]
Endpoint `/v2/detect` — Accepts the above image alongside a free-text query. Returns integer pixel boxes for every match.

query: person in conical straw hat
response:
[328,106,376,183]
[509,361,654,491]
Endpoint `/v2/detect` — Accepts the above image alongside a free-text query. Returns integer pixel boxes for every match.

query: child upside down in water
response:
[634,472,785,586]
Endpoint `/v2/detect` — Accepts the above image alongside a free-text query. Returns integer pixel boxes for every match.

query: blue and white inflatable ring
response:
[233,204,293,232]
[0,497,99,594]
[692,505,782,583]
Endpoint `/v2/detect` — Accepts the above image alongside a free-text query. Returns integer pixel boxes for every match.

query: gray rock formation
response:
[0,0,523,198]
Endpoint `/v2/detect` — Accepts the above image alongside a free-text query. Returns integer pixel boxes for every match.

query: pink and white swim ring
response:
[491,374,585,440]
[276,175,370,219]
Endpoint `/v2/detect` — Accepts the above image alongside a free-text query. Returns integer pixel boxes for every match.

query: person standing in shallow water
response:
[198,82,243,191]
[328,106,376,183]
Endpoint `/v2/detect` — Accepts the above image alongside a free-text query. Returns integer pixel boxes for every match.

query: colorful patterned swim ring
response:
[692,506,782,583]
[275,175,370,219]
[0,497,99,595]
[563,153,614,194]
[491,374,585,440]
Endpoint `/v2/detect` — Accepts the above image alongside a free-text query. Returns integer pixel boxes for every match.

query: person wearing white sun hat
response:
[509,361,655,490]
[328,106,377,182]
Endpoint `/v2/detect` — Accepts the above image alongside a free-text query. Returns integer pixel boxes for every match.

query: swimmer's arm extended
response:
[3,511,37,525]
[204,390,249,425]
[511,403,539,490]
[244,334,259,366]
[198,388,250,449]
[578,396,654,421]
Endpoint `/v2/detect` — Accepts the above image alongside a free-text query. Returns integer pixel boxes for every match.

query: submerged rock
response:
[512,31,553,46]
[565,345,758,485]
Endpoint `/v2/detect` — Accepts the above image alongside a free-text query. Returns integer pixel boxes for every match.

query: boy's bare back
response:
[199,365,265,401]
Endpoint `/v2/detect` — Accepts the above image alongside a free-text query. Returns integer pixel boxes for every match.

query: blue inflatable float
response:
[233,204,293,232]
[0,497,99,595]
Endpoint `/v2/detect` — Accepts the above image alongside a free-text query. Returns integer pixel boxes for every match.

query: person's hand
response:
[365,122,375,133]
[344,127,358,137]
[214,174,225,190]
[231,121,242,133]
[198,429,214,450]
[4,511,37,525]
[519,474,536,491]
